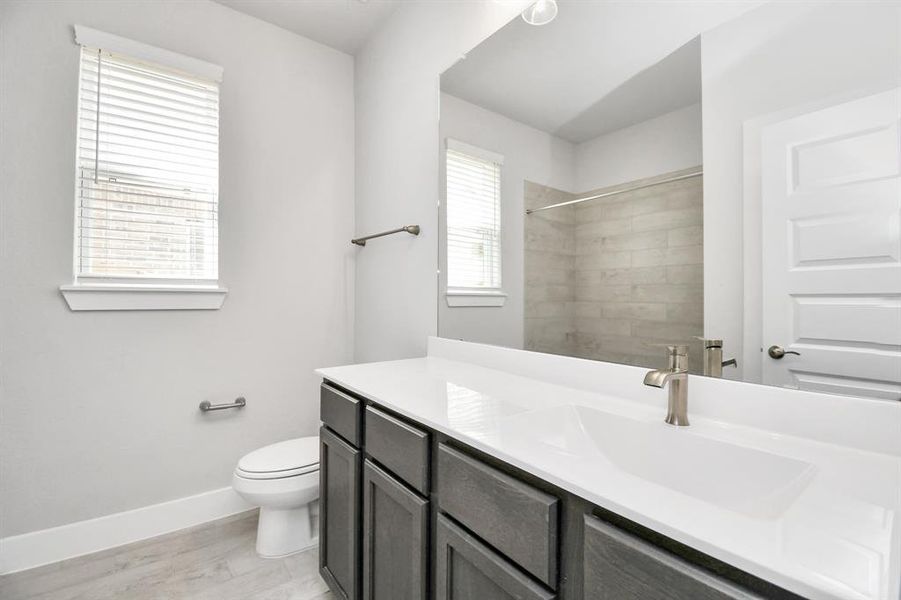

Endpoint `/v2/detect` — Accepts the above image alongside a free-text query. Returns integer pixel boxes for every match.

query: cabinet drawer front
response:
[362,460,429,600]
[320,426,362,600]
[436,514,556,600]
[437,444,559,588]
[365,406,430,494]
[583,515,762,600]
[321,383,362,447]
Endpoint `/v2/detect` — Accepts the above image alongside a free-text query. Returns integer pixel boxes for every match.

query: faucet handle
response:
[646,343,689,370]
[647,342,689,353]
[647,344,689,371]
[694,337,723,349]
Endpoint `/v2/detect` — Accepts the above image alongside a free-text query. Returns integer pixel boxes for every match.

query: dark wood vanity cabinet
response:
[436,443,559,588]
[365,405,430,495]
[318,381,798,600]
[362,459,429,600]
[435,514,556,600]
[582,515,763,600]
[319,424,361,600]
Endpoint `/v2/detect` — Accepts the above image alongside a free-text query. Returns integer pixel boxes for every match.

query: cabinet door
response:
[583,515,761,600]
[435,514,556,600]
[362,460,428,600]
[320,426,361,600]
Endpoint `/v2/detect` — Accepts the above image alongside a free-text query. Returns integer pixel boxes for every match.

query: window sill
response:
[446,290,507,307]
[59,283,228,311]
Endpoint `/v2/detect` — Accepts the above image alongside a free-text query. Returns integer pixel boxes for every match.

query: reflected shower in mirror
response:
[438,0,901,401]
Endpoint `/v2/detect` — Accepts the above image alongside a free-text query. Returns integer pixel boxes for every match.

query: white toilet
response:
[232,436,320,558]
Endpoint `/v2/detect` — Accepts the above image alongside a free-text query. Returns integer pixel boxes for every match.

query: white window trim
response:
[60,283,228,311]
[73,25,223,82]
[445,288,507,308]
[446,138,504,165]
[62,27,226,311]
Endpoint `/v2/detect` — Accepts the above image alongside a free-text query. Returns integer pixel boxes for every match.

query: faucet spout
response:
[643,368,683,388]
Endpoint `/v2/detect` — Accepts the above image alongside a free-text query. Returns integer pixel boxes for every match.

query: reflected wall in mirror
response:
[438,0,901,400]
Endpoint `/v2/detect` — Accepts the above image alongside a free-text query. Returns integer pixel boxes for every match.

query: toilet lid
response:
[237,437,319,477]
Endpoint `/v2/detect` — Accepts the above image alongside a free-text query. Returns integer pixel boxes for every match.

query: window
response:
[61,26,226,310]
[445,139,505,306]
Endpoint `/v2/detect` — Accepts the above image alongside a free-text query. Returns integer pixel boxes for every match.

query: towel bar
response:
[352,225,420,246]
[199,397,246,412]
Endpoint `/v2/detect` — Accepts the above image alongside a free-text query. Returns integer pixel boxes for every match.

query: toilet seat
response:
[236,437,319,480]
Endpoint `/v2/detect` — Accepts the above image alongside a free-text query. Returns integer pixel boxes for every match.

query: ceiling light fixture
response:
[521,0,558,26]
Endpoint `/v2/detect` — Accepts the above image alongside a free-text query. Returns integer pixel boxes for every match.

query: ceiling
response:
[441,0,763,143]
[215,0,401,55]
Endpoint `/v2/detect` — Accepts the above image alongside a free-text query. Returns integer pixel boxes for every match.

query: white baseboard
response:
[0,487,253,575]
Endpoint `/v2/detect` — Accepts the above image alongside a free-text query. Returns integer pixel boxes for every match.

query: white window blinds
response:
[446,142,503,290]
[75,46,219,281]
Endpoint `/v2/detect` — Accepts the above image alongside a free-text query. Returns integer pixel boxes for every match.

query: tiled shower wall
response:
[524,182,576,355]
[525,168,704,371]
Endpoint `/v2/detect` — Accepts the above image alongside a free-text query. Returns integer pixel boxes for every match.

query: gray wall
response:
[574,103,702,192]
[353,1,530,363]
[439,93,574,349]
[0,0,354,536]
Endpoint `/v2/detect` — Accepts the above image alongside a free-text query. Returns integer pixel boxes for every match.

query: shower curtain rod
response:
[525,169,703,215]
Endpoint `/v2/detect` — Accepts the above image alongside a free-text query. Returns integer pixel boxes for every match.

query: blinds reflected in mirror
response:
[76,46,219,280]
[445,141,503,290]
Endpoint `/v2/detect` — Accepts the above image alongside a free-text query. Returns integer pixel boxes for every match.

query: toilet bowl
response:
[232,436,320,558]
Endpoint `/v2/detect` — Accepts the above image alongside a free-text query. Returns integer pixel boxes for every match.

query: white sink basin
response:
[501,405,816,519]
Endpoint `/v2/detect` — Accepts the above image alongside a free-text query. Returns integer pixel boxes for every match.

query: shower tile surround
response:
[524,183,577,355]
[525,168,704,371]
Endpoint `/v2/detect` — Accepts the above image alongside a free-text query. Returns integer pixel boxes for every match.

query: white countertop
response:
[317,338,901,600]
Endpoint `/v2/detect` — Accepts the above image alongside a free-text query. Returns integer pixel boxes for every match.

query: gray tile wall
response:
[524,181,576,357]
[525,168,704,371]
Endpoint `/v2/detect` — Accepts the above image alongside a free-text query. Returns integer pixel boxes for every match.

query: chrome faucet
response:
[643,345,689,426]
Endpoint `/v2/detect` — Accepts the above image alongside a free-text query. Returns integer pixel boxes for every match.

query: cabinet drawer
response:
[321,383,362,447]
[437,444,559,588]
[436,514,555,600]
[365,406,430,495]
[583,515,762,600]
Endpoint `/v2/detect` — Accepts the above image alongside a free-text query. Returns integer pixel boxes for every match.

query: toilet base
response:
[256,503,318,558]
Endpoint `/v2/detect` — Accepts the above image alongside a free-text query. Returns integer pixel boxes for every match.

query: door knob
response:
[768,345,801,359]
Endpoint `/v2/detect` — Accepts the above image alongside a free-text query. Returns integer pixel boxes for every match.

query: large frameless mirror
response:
[437,0,901,401]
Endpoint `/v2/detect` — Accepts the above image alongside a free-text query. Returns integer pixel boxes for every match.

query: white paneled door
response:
[761,89,901,400]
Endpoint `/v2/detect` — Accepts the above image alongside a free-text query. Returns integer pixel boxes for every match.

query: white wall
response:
[574,103,702,192]
[0,0,354,538]
[438,93,574,349]
[701,1,901,381]
[353,0,531,363]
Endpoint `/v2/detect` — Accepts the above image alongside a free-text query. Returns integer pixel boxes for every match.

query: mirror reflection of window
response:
[445,140,503,292]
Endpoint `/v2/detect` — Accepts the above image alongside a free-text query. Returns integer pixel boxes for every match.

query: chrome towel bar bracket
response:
[352,225,420,246]
[199,397,246,412]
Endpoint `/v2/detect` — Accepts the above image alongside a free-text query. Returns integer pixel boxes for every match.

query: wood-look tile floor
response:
[0,511,333,600]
